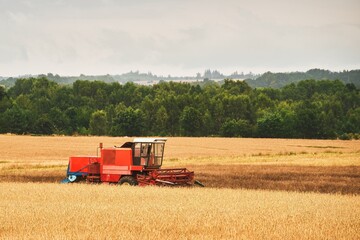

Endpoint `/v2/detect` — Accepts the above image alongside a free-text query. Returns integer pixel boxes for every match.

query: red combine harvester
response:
[61,138,204,187]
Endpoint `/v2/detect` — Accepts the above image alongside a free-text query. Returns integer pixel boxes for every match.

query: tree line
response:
[245,69,360,89]
[0,77,359,139]
[5,68,359,90]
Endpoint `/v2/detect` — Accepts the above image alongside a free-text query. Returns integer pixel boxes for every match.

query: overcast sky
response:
[1,0,360,77]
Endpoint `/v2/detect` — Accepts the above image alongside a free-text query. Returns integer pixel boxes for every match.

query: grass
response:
[1,182,359,240]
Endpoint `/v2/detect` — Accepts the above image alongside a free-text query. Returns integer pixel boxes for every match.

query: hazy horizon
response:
[1,0,359,77]
[2,68,359,79]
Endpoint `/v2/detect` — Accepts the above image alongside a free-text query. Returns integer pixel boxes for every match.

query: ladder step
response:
[87,175,101,183]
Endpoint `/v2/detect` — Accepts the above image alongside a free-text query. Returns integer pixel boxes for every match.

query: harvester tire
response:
[68,175,77,183]
[119,176,138,186]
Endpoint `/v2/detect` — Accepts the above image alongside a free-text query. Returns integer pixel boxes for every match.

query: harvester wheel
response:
[119,176,138,186]
[68,175,77,183]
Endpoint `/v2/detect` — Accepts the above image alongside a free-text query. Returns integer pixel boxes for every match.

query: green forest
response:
[245,69,360,88]
[0,77,359,139]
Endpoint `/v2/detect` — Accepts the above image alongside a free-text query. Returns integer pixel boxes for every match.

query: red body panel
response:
[69,156,100,173]
[100,148,134,182]
[69,147,144,183]
[100,148,132,166]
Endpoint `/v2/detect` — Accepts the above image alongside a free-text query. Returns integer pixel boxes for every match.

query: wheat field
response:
[1,135,360,239]
[1,135,360,194]
[1,183,359,240]
[1,134,359,163]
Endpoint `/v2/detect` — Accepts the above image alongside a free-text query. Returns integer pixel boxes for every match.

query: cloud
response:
[0,0,359,76]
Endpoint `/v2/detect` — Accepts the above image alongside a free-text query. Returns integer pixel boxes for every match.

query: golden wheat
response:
[0,182,359,240]
[163,151,360,167]
[1,135,359,163]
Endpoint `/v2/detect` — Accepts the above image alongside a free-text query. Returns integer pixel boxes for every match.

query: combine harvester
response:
[61,138,204,187]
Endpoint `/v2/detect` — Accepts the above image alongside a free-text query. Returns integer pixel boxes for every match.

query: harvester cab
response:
[130,138,166,169]
[61,138,204,187]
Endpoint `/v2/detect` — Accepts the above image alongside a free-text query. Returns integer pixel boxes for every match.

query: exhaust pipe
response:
[97,142,103,156]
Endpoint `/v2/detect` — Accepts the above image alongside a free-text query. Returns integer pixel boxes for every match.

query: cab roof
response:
[119,138,167,148]
[133,138,167,143]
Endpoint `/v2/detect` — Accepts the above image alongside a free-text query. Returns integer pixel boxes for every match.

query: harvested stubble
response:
[191,164,360,194]
[1,164,360,195]
[0,183,359,240]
